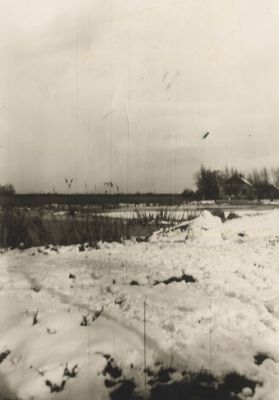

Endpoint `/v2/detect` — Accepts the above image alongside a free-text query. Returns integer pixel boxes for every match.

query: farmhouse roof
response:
[224,175,253,187]
[239,177,253,187]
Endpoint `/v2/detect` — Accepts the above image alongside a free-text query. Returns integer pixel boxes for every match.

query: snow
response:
[1,211,279,399]
[150,210,223,245]
[185,210,223,245]
[261,199,279,206]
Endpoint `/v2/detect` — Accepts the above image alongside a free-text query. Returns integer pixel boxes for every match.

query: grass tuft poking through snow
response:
[254,352,274,366]
[45,379,66,393]
[32,310,39,325]
[0,350,11,364]
[80,314,90,326]
[153,272,196,286]
[63,363,79,378]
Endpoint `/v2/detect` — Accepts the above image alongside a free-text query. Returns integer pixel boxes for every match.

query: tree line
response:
[0,184,16,196]
[2,166,279,200]
[182,166,279,200]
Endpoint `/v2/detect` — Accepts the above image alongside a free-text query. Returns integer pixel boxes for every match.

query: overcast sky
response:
[1,0,279,193]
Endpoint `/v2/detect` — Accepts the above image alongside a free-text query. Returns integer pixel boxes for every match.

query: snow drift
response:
[150,210,223,245]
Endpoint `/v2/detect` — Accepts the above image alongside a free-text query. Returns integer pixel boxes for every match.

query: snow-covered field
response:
[1,211,279,399]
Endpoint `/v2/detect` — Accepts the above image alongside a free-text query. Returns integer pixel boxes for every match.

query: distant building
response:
[255,183,279,200]
[219,175,255,199]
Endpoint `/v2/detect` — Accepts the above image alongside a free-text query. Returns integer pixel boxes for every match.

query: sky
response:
[1,0,279,193]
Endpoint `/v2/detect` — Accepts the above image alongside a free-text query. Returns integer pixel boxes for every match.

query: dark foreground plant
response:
[0,208,160,248]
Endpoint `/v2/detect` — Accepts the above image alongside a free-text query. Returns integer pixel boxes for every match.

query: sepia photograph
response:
[0,0,279,399]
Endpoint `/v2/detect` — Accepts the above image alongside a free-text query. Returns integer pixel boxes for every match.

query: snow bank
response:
[185,210,223,245]
[150,210,223,245]
[222,209,279,241]
[151,209,279,246]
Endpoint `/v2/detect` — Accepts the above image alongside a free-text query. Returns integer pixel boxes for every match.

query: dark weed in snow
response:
[105,378,118,388]
[178,224,190,232]
[79,244,86,251]
[107,363,259,400]
[153,273,196,286]
[238,232,246,237]
[149,369,259,400]
[130,280,140,286]
[51,246,59,252]
[32,310,39,325]
[101,355,259,400]
[102,355,138,400]
[80,314,90,326]
[0,350,11,364]
[147,367,176,386]
[103,358,122,379]
[150,371,216,400]
[220,371,258,396]
[135,236,149,243]
[226,212,240,220]
[254,352,274,365]
[45,379,66,393]
[45,363,78,393]
[92,306,104,322]
[149,374,243,400]
[63,363,78,378]
[46,328,57,335]
[110,380,137,400]
[209,208,225,221]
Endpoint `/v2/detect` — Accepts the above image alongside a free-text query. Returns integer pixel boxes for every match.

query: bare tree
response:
[0,183,16,195]
[271,167,279,188]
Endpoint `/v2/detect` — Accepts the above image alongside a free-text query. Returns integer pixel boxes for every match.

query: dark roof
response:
[224,176,253,187]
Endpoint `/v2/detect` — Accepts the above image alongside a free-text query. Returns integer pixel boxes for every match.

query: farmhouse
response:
[219,175,255,199]
[255,183,279,200]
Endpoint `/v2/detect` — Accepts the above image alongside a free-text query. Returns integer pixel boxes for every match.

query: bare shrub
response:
[209,208,225,221]
[226,212,240,220]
